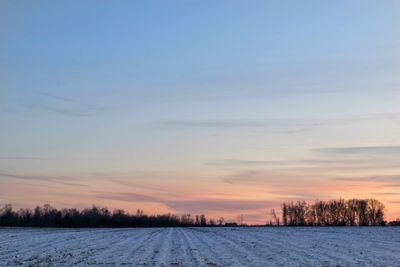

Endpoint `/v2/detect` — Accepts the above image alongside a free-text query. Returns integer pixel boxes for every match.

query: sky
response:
[1,0,400,224]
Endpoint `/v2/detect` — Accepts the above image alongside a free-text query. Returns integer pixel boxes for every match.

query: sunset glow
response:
[1,1,400,224]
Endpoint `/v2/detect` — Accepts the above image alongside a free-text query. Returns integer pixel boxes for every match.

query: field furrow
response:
[1,227,400,266]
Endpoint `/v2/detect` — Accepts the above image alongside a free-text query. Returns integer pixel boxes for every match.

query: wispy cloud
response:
[207,159,289,167]
[0,155,127,162]
[207,159,370,167]
[23,92,111,117]
[219,169,386,200]
[166,199,278,213]
[315,145,400,155]
[220,171,328,194]
[334,175,400,183]
[157,118,321,129]
[95,191,277,213]
[0,156,48,160]
[0,171,90,188]
[96,192,162,203]
[332,175,400,192]
[26,104,97,117]
[155,113,400,132]
[208,157,400,179]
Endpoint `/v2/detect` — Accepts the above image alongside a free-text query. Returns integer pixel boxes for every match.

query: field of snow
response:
[1,227,400,266]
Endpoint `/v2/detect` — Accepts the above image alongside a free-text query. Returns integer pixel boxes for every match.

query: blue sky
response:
[1,1,400,223]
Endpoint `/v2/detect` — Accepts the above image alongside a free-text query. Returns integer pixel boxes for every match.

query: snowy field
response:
[1,227,400,266]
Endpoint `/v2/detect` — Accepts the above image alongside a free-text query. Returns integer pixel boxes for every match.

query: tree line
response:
[0,198,398,227]
[280,198,386,226]
[0,204,218,227]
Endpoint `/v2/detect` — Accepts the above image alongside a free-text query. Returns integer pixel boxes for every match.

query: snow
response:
[1,227,400,266]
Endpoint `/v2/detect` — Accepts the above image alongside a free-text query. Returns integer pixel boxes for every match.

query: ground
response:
[1,227,400,266]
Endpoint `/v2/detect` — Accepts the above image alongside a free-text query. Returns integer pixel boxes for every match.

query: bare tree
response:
[367,199,385,226]
[270,208,280,226]
[357,199,368,226]
[345,199,358,226]
[280,198,386,226]
[199,214,207,226]
[281,203,288,226]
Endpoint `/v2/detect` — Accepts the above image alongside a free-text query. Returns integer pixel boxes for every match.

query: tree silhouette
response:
[280,198,386,226]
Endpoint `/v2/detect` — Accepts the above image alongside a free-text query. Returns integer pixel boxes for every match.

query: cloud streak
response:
[315,145,400,155]
[0,171,90,188]
[207,159,372,168]
[156,118,323,130]
[334,175,400,183]
[166,199,278,213]
[96,192,162,203]
[156,112,400,130]
[95,191,277,213]
[0,156,48,160]
[23,92,111,117]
